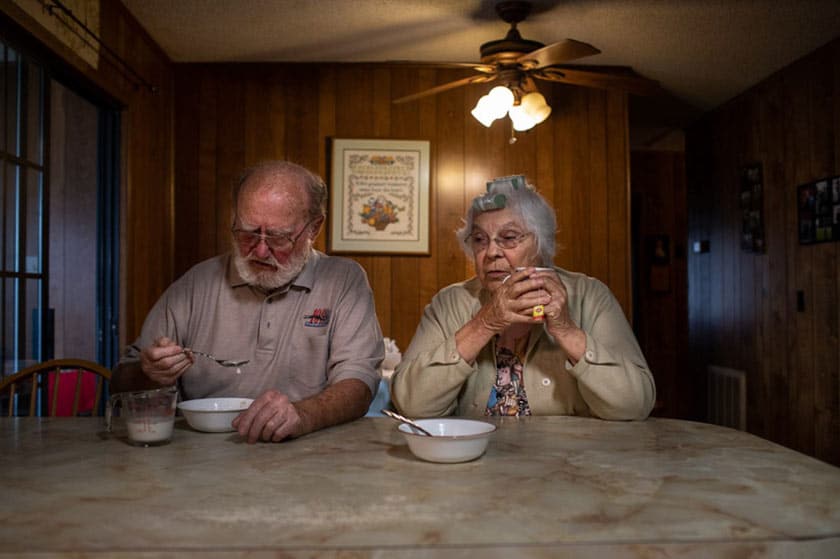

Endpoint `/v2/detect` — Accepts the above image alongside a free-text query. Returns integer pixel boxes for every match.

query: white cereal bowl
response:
[397,418,497,463]
[177,398,254,433]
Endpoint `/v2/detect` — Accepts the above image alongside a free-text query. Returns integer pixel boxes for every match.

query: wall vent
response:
[707,366,746,431]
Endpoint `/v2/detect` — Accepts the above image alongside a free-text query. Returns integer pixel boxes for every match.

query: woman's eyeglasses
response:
[468,230,532,251]
[232,219,314,251]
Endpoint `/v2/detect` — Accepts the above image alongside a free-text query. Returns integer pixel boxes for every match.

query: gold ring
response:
[532,305,545,319]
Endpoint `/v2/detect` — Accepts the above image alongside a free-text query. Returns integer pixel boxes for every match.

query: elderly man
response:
[113,161,384,442]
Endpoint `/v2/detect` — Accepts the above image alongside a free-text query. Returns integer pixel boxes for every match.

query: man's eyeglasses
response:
[232,219,315,252]
[467,230,532,251]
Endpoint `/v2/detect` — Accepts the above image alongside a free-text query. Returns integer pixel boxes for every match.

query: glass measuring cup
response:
[106,386,178,446]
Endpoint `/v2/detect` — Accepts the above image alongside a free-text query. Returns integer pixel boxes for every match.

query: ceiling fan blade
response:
[386,61,496,74]
[533,66,662,96]
[393,74,496,104]
[517,39,601,69]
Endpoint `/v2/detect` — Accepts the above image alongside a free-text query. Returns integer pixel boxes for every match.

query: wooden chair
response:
[0,359,112,417]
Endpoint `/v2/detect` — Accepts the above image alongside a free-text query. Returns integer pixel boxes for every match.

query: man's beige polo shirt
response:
[119,250,383,401]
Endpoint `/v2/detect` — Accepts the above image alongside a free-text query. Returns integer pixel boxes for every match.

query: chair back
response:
[0,359,112,417]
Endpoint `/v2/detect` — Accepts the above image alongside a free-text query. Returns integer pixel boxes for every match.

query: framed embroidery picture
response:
[329,138,430,254]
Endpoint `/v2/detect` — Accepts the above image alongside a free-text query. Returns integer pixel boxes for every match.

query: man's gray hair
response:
[456,178,557,266]
[233,161,327,220]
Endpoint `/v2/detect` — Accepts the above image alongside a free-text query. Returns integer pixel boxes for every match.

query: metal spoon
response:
[382,409,434,437]
[187,349,249,368]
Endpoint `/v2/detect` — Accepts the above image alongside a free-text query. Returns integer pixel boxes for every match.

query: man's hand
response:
[139,336,192,386]
[232,380,372,444]
[232,389,304,443]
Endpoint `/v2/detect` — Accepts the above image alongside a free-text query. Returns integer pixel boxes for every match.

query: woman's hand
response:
[532,269,586,362]
[475,268,551,333]
[139,336,192,386]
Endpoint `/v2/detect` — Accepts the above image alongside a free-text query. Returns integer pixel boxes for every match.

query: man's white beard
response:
[233,240,310,290]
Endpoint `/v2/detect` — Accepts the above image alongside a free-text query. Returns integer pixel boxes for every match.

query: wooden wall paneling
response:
[721,105,740,372]
[434,71,469,295]
[687,40,840,464]
[756,76,788,446]
[244,68,283,165]
[367,66,394,339]
[505,117,537,185]
[658,154,677,412]
[587,90,609,284]
[387,66,433,350]
[416,73,440,351]
[672,154,689,418]
[809,49,839,465]
[685,123,712,420]
[553,85,584,271]
[214,68,246,255]
[629,150,686,417]
[707,113,727,371]
[606,91,630,313]
[283,65,321,174]
[835,39,840,467]
[317,65,337,254]
[173,67,201,276]
[739,90,761,436]
[730,96,757,427]
[333,65,379,329]
[102,3,175,342]
[534,92,557,229]
[192,67,220,271]
[749,84,768,439]
[784,60,817,456]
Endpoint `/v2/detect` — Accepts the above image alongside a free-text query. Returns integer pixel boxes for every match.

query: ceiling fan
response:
[393,0,660,128]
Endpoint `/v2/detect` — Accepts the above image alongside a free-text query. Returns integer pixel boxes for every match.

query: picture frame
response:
[740,163,765,253]
[329,138,430,254]
[798,175,840,245]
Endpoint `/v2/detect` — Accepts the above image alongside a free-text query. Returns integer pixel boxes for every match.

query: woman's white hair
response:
[456,178,557,266]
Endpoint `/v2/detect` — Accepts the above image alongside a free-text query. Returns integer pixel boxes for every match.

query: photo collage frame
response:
[798,175,840,245]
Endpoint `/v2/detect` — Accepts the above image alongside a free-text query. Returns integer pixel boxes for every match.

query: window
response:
[0,34,120,417]
[1,42,46,376]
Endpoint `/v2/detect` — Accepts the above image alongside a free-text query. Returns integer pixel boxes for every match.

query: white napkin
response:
[381,337,402,375]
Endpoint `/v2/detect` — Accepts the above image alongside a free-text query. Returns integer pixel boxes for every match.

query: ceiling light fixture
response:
[471,84,551,132]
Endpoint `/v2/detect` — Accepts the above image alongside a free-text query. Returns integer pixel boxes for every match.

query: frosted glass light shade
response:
[471,87,551,131]
[520,92,551,123]
[471,86,515,127]
[508,104,537,131]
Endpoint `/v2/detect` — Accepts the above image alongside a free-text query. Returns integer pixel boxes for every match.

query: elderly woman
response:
[390,175,655,420]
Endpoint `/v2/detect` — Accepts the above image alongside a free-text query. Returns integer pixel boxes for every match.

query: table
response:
[2,416,839,557]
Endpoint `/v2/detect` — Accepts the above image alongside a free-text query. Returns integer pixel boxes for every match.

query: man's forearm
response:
[294,378,373,435]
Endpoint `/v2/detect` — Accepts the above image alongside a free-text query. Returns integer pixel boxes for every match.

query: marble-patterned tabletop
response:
[1,416,839,558]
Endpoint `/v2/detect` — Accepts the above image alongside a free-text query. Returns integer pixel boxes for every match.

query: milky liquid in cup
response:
[126,417,174,443]
[108,386,178,446]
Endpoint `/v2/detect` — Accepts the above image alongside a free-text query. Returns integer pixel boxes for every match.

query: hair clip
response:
[472,193,507,212]
[486,174,527,191]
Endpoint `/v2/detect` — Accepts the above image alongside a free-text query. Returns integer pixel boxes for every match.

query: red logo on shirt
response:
[304,308,331,327]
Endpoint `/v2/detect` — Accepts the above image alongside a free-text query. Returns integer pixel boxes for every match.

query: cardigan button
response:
[541,378,551,386]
